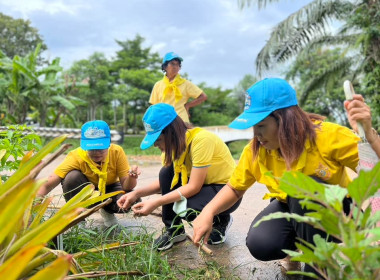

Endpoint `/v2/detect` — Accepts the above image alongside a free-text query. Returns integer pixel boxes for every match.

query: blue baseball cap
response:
[162,52,183,64]
[80,120,111,150]
[140,103,177,150]
[229,78,298,129]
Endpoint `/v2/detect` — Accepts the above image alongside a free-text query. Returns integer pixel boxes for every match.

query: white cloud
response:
[0,0,88,17]
[0,0,314,89]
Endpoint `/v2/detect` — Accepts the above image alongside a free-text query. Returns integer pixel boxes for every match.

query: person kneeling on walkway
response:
[192,78,359,279]
[117,103,241,251]
[37,120,140,227]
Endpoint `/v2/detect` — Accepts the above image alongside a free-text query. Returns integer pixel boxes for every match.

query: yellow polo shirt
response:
[228,121,359,201]
[149,75,203,123]
[54,144,130,186]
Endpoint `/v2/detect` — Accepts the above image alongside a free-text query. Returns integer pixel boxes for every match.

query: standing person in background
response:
[37,120,140,227]
[117,103,240,251]
[192,78,359,278]
[149,52,207,123]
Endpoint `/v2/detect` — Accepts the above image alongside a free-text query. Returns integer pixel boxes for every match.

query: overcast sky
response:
[0,0,312,89]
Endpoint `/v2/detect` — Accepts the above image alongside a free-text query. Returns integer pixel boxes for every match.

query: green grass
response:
[61,223,239,279]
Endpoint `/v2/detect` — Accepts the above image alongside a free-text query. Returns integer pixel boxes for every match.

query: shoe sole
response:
[208,216,234,245]
[156,233,187,251]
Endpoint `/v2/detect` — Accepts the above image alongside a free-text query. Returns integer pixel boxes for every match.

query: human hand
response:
[192,211,214,245]
[344,94,373,136]
[128,165,141,178]
[117,192,139,210]
[131,199,158,216]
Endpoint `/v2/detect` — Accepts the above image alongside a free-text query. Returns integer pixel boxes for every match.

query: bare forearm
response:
[37,174,61,197]
[367,129,380,158]
[134,179,161,198]
[185,92,207,109]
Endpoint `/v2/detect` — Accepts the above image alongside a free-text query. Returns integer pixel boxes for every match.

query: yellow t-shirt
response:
[54,144,130,186]
[149,76,203,123]
[228,121,359,201]
[161,128,236,185]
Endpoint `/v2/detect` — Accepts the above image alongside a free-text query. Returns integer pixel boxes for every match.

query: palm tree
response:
[240,0,379,114]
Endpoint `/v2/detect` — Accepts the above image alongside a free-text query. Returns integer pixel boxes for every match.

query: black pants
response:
[246,194,352,278]
[159,165,242,229]
[61,170,124,213]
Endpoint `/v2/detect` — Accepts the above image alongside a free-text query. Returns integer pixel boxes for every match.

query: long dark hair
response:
[161,116,192,166]
[252,106,325,169]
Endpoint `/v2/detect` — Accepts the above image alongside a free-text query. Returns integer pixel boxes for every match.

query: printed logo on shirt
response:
[84,127,106,139]
[315,163,332,180]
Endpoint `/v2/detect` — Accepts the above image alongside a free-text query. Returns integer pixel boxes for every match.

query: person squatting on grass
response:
[344,94,380,220]
[149,52,207,123]
[192,78,360,278]
[117,103,241,251]
[37,120,140,227]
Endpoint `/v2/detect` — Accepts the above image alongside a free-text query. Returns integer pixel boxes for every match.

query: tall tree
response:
[239,0,380,127]
[69,52,112,122]
[191,83,240,126]
[111,35,162,133]
[231,74,258,111]
[286,48,351,124]
[0,13,47,59]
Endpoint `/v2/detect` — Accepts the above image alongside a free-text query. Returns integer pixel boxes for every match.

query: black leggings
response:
[61,170,124,213]
[159,165,242,229]
[246,194,352,277]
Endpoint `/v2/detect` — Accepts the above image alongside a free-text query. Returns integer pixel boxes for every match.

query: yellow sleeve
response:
[114,145,130,179]
[184,81,203,99]
[228,142,257,191]
[191,132,214,167]
[149,81,161,104]
[320,123,359,171]
[54,149,81,179]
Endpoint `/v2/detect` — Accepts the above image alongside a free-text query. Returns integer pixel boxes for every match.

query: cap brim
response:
[140,130,162,150]
[81,138,110,150]
[228,111,272,130]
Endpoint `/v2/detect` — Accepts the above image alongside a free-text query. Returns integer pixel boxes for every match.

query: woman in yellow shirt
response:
[117,103,240,251]
[192,78,359,277]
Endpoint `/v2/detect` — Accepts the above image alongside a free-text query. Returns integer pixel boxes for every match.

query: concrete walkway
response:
[37,155,298,280]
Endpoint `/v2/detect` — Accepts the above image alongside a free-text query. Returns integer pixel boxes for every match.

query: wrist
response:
[367,128,379,144]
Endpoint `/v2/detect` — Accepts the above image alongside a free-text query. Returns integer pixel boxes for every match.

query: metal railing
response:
[0,126,123,143]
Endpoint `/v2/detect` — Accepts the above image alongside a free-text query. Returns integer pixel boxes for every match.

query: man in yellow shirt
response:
[149,52,207,123]
[37,120,140,227]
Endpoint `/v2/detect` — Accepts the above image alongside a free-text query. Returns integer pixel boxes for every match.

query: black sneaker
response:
[208,215,233,245]
[154,227,187,251]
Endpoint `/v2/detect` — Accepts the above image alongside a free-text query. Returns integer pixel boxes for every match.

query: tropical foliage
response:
[255,165,380,279]
[0,125,42,181]
[238,0,380,128]
[0,135,125,279]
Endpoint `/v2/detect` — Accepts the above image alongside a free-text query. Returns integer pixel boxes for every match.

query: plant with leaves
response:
[191,83,240,126]
[68,52,112,122]
[0,124,42,181]
[285,48,352,124]
[238,0,380,128]
[255,164,380,279]
[0,135,125,279]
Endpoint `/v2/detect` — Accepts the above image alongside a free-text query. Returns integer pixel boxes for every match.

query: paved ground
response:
[37,155,300,280]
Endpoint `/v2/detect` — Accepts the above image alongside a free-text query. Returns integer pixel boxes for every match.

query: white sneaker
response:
[99,208,118,227]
